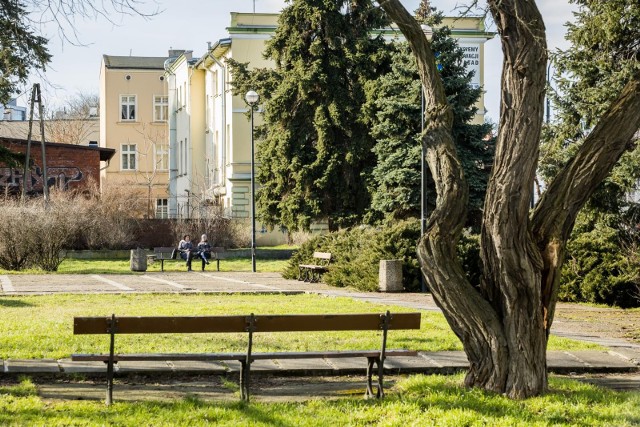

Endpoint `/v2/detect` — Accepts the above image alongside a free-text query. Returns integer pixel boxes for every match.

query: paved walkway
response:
[1,272,639,383]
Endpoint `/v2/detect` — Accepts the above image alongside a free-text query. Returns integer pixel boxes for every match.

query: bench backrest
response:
[154,247,175,254]
[312,252,331,266]
[74,313,420,335]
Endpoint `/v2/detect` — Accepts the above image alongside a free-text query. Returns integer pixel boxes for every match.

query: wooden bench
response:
[152,247,225,272]
[298,252,332,282]
[72,311,421,405]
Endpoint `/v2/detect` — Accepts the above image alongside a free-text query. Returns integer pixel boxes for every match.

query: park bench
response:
[72,311,421,405]
[298,252,332,282]
[151,246,225,272]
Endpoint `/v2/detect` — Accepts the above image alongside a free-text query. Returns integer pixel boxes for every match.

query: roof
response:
[0,137,116,162]
[103,55,168,70]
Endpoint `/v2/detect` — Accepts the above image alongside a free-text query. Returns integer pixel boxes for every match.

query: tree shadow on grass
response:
[0,298,33,307]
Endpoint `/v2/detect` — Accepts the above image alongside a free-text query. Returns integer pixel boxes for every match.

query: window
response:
[178,140,183,175]
[154,95,168,122]
[156,199,168,219]
[120,95,136,121]
[183,137,188,174]
[155,144,168,171]
[121,144,137,170]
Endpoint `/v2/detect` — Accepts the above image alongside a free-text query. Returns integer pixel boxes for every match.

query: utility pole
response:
[21,83,49,205]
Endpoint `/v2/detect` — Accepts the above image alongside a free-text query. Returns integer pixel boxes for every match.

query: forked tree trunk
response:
[378,0,640,398]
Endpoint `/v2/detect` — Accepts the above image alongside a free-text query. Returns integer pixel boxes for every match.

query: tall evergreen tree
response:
[364,9,494,228]
[539,0,640,305]
[231,0,390,232]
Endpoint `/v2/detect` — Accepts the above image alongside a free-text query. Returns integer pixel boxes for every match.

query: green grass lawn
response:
[0,374,638,426]
[0,257,289,275]
[0,294,599,360]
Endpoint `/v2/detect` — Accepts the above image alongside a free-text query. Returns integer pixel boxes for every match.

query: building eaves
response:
[196,38,232,68]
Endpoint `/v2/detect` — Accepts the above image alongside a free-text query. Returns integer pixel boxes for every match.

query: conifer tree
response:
[231,0,390,232]
[364,8,494,227]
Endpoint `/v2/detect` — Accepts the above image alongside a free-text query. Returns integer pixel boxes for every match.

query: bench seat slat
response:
[71,349,417,362]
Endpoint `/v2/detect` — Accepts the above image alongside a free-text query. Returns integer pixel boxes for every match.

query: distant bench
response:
[298,252,332,282]
[150,247,226,272]
[72,311,421,405]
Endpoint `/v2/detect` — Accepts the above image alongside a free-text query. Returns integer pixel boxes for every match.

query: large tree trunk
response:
[379,0,640,399]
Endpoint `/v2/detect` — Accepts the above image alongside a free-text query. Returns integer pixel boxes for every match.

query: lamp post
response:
[419,24,433,293]
[245,90,259,273]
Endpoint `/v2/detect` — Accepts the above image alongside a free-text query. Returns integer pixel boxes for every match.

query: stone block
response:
[130,248,147,272]
[379,260,403,292]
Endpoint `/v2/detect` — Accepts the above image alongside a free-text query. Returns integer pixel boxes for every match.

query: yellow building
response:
[99,54,170,218]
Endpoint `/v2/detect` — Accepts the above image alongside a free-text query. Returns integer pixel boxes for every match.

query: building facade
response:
[99,54,170,219]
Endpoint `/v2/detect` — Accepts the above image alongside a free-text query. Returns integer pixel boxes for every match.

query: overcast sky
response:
[26,0,576,123]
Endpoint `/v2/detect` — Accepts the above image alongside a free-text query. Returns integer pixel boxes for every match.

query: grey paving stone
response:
[59,359,107,373]
[424,351,470,368]
[168,360,227,373]
[570,351,638,369]
[546,351,587,369]
[6,359,60,373]
[325,357,368,373]
[116,360,172,373]
[274,358,333,374]
[609,348,640,365]
[384,355,437,373]
[222,359,280,373]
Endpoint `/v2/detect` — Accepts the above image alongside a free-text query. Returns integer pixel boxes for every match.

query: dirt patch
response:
[553,304,640,345]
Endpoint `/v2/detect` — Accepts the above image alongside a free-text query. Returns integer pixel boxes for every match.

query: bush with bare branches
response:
[171,205,247,249]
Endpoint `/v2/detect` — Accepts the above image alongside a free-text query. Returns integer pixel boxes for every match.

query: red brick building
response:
[0,137,115,195]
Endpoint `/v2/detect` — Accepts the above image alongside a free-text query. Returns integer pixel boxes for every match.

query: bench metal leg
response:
[365,356,384,398]
[239,360,250,402]
[160,259,165,272]
[106,314,116,406]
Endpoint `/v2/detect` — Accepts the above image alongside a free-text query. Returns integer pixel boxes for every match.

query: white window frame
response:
[153,95,168,122]
[156,198,168,219]
[155,144,169,171]
[121,143,137,171]
[120,95,137,121]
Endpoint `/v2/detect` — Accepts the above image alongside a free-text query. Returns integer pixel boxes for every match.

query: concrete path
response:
[1,272,639,386]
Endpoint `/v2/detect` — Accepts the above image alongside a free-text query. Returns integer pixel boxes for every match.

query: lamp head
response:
[245,90,259,105]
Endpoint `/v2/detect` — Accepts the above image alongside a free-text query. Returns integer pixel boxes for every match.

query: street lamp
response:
[245,90,259,273]
[420,24,433,293]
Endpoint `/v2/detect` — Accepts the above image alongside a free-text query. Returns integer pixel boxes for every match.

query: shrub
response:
[285,221,487,292]
[560,223,640,308]
[171,205,247,249]
[0,202,35,270]
[284,220,422,291]
[77,184,142,250]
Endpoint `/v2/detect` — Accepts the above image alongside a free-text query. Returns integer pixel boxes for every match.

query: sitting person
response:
[197,234,212,271]
[178,234,194,271]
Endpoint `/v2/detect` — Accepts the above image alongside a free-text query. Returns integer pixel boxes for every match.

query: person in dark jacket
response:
[178,234,194,271]
[197,234,212,271]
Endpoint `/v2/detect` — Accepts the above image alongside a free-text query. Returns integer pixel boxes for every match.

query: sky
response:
[25,0,577,123]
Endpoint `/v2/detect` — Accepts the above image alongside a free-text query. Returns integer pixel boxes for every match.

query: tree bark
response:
[378,0,640,399]
[531,77,640,332]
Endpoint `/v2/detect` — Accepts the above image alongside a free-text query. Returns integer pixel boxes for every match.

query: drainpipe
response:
[206,52,227,186]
